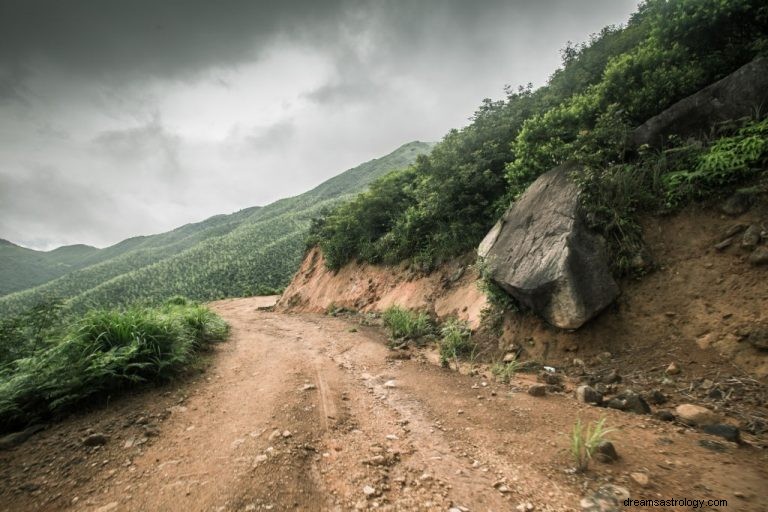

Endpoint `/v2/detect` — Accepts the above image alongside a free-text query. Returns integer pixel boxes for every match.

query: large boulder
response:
[481,162,619,329]
[632,58,768,148]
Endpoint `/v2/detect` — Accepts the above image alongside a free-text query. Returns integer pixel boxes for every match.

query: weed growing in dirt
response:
[570,417,614,472]
[0,298,229,432]
[438,318,475,368]
[491,358,520,383]
[381,306,433,342]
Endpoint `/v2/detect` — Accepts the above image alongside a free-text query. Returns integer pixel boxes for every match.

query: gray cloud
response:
[0,0,640,249]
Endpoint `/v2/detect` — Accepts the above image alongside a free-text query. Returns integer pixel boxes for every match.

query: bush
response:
[491,359,519,384]
[0,299,228,431]
[438,318,475,368]
[381,306,433,342]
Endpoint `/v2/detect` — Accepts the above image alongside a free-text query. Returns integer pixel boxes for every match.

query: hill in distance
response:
[0,141,434,316]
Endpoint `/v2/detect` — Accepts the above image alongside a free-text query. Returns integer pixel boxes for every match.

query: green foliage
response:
[0,300,228,431]
[661,117,768,207]
[491,359,519,384]
[438,318,475,368]
[0,142,432,316]
[570,417,614,472]
[381,306,433,342]
[313,0,768,270]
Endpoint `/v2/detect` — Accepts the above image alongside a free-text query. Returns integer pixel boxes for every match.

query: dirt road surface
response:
[1,297,766,511]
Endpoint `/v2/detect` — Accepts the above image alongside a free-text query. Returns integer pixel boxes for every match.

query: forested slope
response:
[0,141,433,315]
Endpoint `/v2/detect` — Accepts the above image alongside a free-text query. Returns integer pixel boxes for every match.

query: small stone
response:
[516,503,534,511]
[665,362,680,376]
[383,380,397,388]
[714,237,734,251]
[748,246,768,266]
[268,430,281,441]
[647,390,667,405]
[95,503,119,512]
[575,385,602,405]
[503,352,517,363]
[620,392,651,415]
[580,485,629,512]
[281,430,292,438]
[720,192,754,216]
[675,404,719,426]
[83,434,109,447]
[385,434,398,441]
[701,424,741,443]
[655,410,675,422]
[742,224,761,250]
[699,439,727,452]
[527,384,547,397]
[301,384,317,391]
[630,472,650,488]
[363,485,377,497]
[594,441,618,463]
[601,370,621,384]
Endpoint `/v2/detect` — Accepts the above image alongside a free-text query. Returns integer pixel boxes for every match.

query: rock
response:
[268,429,282,441]
[281,430,292,438]
[742,225,761,250]
[749,246,768,266]
[527,384,547,397]
[594,441,618,463]
[647,390,667,405]
[301,384,317,391]
[575,385,603,405]
[362,485,377,497]
[631,58,768,148]
[538,371,563,386]
[503,352,517,363]
[605,398,626,411]
[655,410,675,422]
[699,439,727,452]
[720,191,756,216]
[95,503,119,512]
[481,162,619,329]
[253,454,268,464]
[580,485,630,512]
[619,392,651,415]
[383,380,397,388]
[713,237,734,251]
[747,329,768,350]
[516,503,535,511]
[675,404,720,426]
[83,433,109,447]
[665,362,680,376]
[630,472,650,488]
[601,369,621,384]
[701,424,741,444]
[708,387,724,400]
[0,424,45,451]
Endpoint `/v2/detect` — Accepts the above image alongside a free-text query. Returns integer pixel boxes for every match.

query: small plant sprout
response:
[570,417,615,472]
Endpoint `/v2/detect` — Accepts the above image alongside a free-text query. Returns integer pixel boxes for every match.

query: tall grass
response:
[381,306,433,342]
[438,318,475,368]
[570,417,614,472]
[0,298,228,432]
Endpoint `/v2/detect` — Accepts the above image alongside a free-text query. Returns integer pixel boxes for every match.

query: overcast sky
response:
[0,0,638,250]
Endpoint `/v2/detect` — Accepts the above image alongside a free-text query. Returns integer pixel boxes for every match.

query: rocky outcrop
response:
[632,58,768,148]
[481,162,619,329]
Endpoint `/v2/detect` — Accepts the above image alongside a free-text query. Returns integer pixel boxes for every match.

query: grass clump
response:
[491,358,520,384]
[381,306,433,343]
[570,417,614,472]
[0,299,229,432]
[438,318,475,368]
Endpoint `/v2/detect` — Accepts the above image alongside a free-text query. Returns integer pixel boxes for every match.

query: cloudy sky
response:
[0,0,638,250]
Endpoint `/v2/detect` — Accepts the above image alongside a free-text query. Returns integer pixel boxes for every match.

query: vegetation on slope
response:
[0,297,228,431]
[0,240,100,296]
[311,0,768,272]
[0,141,433,316]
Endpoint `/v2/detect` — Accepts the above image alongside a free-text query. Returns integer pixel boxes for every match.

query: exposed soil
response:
[1,296,766,511]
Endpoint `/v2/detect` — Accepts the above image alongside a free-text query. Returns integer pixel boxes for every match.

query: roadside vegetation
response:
[310,0,768,274]
[381,306,433,344]
[438,319,475,368]
[570,417,615,472]
[0,297,229,432]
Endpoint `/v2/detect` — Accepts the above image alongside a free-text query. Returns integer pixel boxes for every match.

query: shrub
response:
[381,306,432,342]
[570,417,614,472]
[491,359,520,384]
[0,299,229,431]
[438,318,475,367]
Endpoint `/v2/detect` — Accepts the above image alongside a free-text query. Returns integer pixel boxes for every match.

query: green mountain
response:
[0,240,100,296]
[0,141,434,316]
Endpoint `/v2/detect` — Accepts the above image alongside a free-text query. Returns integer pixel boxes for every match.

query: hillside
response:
[0,240,99,296]
[0,141,434,316]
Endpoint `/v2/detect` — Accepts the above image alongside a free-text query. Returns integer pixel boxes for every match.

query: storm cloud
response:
[0,0,639,249]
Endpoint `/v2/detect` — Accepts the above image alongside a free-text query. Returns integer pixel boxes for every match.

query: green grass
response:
[491,358,520,384]
[0,298,228,432]
[381,306,433,342]
[570,417,614,472]
[438,318,475,368]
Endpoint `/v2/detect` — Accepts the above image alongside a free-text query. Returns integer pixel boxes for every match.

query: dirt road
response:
[1,297,766,511]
